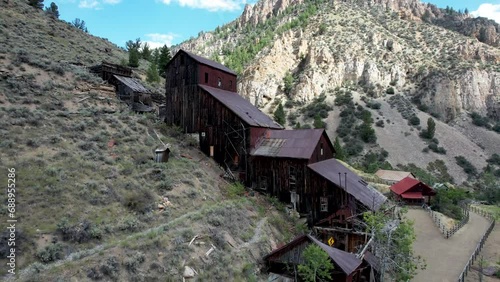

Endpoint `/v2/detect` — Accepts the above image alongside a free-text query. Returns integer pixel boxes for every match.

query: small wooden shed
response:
[263,234,372,282]
[113,75,153,112]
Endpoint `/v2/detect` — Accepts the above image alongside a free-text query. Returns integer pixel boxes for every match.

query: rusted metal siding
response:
[165,52,200,132]
[198,64,237,92]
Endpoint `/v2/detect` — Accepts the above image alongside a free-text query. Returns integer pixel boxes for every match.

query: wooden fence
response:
[457,206,496,282]
[422,204,469,239]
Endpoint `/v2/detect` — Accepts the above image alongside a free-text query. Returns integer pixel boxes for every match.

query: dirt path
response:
[406,209,490,282]
[239,217,267,250]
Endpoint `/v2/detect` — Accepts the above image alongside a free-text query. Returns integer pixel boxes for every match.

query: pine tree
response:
[313,113,325,128]
[128,48,140,68]
[464,8,469,15]
[146,63,160,83]
[333,137,346,161]
[72,18,87,32]
[141,42,152,62]
[426,117,436,139]
[273,103,286,126]
[158,45,172,77]
[45,2,59,18]
[29,0,44,9]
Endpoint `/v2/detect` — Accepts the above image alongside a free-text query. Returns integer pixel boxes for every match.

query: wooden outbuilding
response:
[250,128,334,212]
[89,61,132,82]
[113,75,153,112]
[375,169,416,184]
[165,49,238,133]
[390,176,436,205]
[263,234,372,282]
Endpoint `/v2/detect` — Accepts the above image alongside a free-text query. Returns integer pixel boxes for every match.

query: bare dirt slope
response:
[372,96,489,184]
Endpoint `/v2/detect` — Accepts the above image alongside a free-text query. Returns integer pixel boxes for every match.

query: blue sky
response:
[55,0,500,49]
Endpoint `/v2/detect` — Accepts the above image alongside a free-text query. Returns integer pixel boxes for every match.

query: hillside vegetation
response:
[0,1,299,280]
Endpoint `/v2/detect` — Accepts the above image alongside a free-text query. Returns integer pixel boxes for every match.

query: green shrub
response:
[386,87,395,94]
[409,115,420,126]
[455,156,478,176]
[227,182,245,198]
[487,154,500,166]
[36,243,64,263]
[375,120,384,127]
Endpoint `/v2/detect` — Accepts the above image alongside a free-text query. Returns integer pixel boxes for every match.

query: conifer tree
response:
[141,43,152,62]
[45,2,59,18]
[128,48,140,68]
[158,45,172,77]
[146,63,160,83]
[333,137,346,161]
[273,103,286,126]
[426,117,436,139]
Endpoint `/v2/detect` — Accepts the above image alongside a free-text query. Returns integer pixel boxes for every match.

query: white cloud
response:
[159,0,246,12]
[79,0,121,9]
[144,33,178,48]
[471,3,500,24]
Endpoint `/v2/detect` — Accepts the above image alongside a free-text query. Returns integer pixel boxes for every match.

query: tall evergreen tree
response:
[158,45,172,77]
[333,137,346,161]
[141,42,152,62]
[128,48,140,68]
[313,113,325,129]
[151,48,161,66]
[146,63,160,83]
[45,2,59,18]
[426,117,436,139]
[273,103,286,126]
[72,18,88,32]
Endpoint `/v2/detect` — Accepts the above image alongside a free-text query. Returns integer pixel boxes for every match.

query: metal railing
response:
[457,206,496,282]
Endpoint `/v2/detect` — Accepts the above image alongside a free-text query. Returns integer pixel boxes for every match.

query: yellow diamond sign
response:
[328,237,334,246]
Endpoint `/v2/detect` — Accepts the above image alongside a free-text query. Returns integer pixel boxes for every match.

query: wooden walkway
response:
[406,209,490,282]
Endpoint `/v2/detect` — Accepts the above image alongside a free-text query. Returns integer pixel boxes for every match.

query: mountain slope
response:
[178,0,500,183]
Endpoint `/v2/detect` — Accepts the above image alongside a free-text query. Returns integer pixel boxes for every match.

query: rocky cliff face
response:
[179,0,500,121]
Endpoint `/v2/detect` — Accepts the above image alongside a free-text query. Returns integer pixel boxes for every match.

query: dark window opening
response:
[229,80,232,88]
[204,73,208,83]
[320,142,324,156]
[217,77,222,88]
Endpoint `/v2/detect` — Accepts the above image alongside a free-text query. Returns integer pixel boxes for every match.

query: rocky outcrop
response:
[417,70,500,121]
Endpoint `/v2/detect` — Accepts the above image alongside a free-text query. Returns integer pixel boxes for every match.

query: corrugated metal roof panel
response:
[182,49,237,76]
[308,159,387,211]
[199,85,283,129]
[375,170,415,182]
[113,75,151,93]
[250,129,325,159]
[308,235,362,275]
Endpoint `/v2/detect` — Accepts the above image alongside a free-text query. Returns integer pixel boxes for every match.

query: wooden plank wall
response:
[199,89,252,181]
[309,133,335,164]
[198,65,237,92]
[252,157,308,210]
[165,53,199,133]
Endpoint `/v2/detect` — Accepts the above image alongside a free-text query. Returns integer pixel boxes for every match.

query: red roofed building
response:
[390,177,436,205]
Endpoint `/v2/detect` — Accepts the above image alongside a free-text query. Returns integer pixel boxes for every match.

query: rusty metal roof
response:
[199,85,283,129]
[308,159,387,211]
[250,129,326,159]
[263,234,362,275]
[181,49,237,76]
[113,75,151,94]
[308,235,362,275]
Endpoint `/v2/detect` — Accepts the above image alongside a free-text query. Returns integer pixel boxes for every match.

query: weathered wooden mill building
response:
[163,50,386,226]
[250,128,335,211]
[164,49,238,133]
